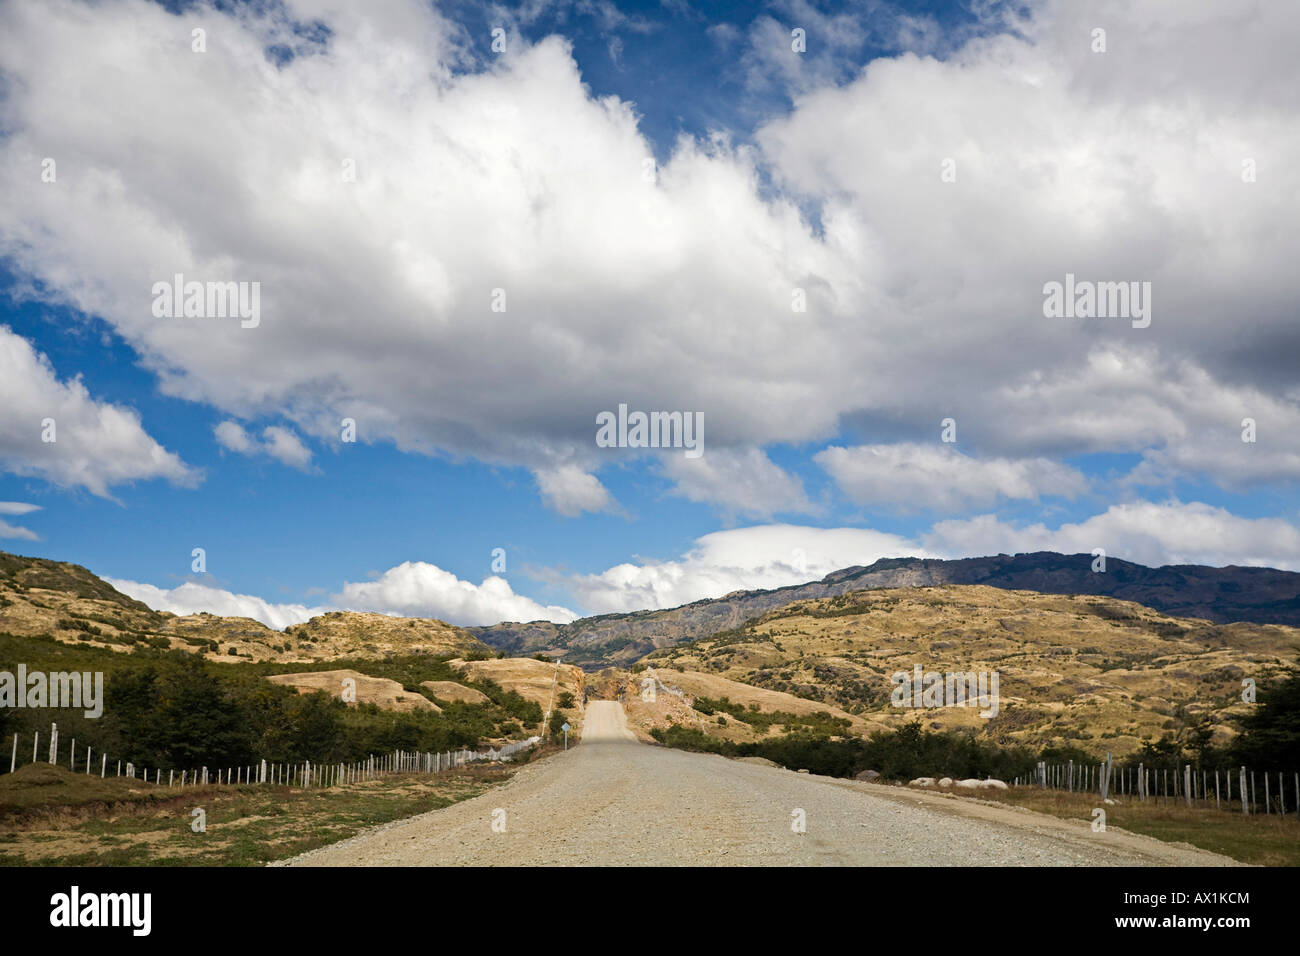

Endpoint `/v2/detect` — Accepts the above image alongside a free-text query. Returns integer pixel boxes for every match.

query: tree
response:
[1231,669,1300,771]
[151,655,247,767]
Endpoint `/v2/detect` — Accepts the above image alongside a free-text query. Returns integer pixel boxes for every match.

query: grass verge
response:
[0,760,523,866]
[940,785,1299,866]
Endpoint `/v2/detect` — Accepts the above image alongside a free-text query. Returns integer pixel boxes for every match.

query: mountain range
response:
[471,552,1300,668]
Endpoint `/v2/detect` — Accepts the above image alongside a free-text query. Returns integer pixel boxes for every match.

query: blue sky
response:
[1,0,1297,627]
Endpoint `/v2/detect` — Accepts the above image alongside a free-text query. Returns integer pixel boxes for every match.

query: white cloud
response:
[924,501,1300,571]
[663,447,815,518]
[213,421,255,455]
[332,561,577,625]
[565,500,1300,614]
[0,501,41,540]
[0,326,198,496]
[111,559,578,630]
[0,0,1295,514]
[816,443,1088,512]
[107,577,325,631]
[565,523,929,613]
[534,465,618,517]
[107,500,1300,629]
[214,420,313,470]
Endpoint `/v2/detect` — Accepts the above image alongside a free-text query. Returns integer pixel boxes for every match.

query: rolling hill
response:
[0,551,491,662]
[639,584,1300,755]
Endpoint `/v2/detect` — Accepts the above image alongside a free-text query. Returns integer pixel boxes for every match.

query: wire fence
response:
[1013,759,1300,816]
[1,721,541,790]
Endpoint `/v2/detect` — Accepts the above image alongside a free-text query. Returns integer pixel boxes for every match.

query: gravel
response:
[278,702,1240,867]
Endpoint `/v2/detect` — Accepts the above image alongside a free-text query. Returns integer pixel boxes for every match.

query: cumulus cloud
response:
[816,443,1088,512]
[924,501,1300,572]
[564,523,929,613]
[663,448,815,518]
[214,420,313,470]
[108,500,1300,628]
[107,577,325,631]
[534,465,618,517]
[111,559,578,630]
[0,326,198,496]
[333,561,577,625]
[0,0,1295,515]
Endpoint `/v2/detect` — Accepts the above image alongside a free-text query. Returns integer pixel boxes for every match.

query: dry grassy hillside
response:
[641,585,1300,756]
[0,553,491,662]
[619,667,885,742]
[265,669,441,712]
[447,657,584,710]
[283,611,489,659]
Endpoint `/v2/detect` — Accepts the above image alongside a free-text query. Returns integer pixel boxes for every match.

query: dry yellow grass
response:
[265,669,440,712]
[419,680,491,704]
[448,657,584,709]
[644,585,1300,755]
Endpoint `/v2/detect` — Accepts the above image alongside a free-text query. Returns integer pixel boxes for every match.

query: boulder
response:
[908,777,937,788]
[855,769,882,783]
[980,779,1009,790]
[954,778,983,789]
[938,777,953,788]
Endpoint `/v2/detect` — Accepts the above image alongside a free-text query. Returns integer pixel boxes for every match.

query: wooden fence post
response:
[1184,765,1192,807]
[1240,767,1248,815]
[9,734,16,774]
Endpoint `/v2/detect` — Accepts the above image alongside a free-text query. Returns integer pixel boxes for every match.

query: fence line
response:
[0,722,541,791]
[1008,759,1299,817]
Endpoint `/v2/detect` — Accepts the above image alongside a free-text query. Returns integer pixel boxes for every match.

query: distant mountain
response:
[470,552,1300,668]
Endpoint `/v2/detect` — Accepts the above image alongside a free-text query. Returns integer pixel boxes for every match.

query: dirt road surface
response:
[280,702,1238,866]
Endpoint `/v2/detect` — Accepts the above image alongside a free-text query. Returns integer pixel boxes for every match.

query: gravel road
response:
[279,701,1239,866]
